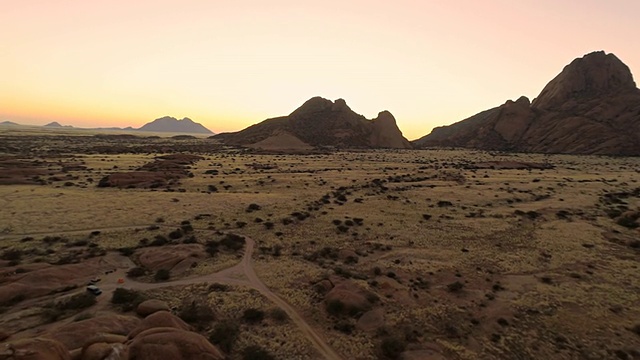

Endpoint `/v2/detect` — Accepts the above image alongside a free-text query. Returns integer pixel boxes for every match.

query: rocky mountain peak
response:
[289,97,334,117]
[331,98,351,112]
[138,116,213,134]
[413,51,640,155]
[532,51,637,110]
[215,97,412,149]
[373,110,396,124]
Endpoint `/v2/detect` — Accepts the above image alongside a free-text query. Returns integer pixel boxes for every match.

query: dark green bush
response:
[58,292,96,310]
[154,269,170,281]
[269,308,288,322]
[127,267,146,278]
[220,234,245,251]
[242,308,265,324]
[150,235,168,247]
[1,249,22,261]
[182,235,197,244]
[326,299,345,316]
[447,281,464,292]
[118,247,135,256]
[242,345,274,360]
[111,288,144,311]
[208,321,240,353]
[617,216,639,228]
[179,300,215,330]
[380,337,406,359]
[168,228,184,239]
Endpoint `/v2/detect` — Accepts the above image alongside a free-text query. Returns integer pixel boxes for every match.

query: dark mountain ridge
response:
[414,51,640,155]
[138,116,213,134]
[214,97,412,149]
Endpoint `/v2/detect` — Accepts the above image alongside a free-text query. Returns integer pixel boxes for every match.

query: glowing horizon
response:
[1,0,639,139]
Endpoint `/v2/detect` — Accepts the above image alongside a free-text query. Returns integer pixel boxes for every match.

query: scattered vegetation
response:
[179,299,215,330]
[111,288,144,311]
[209,321,240,353]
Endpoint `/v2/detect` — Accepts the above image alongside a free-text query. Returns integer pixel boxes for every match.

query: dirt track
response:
[97,235,343,360]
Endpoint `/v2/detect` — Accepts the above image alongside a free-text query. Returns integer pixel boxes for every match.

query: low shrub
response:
[242,308,265,324]
[149,235,168,247]
[269,308,288,322]
[242,345,274,360]
[58,292,96,310]
[154,269,170,281]
[111,288,144,311]
[1,249,22,261]
[380,337,406,359]
[208,321,240,353]
[118,247,135,256]
[127,267,146,278]
[447,281,464,292]
[220,234,245,251]
[179,300,215,330]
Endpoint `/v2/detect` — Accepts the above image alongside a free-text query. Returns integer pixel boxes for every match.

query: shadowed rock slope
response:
[414,51,640,155]
[214,97,412,149]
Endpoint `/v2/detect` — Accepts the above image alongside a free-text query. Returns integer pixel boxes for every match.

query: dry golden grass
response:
[1,133,639,359]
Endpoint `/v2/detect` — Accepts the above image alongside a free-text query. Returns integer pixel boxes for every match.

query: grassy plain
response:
[0,130,639,359]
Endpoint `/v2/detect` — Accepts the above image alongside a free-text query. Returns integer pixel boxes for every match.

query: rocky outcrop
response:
[46,315,141,350]
[11,312,222,360]
[322,277,378,316]
[0,338,71,360]
[78,335,128,360]
[127,327,224,360]
[414,51,640,155]
[214,97,412,149]
[0,261,102,305]
[134,244,206,274]
[136,300,170,317]
[97,154,202,188]
[128,311,191,339]
[532,51,636,110]
[356,308,385,332]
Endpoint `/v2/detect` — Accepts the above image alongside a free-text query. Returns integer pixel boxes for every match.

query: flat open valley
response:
[1,132,639,359]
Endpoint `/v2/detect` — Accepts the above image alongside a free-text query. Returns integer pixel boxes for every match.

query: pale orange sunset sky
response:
[1,0,639,139]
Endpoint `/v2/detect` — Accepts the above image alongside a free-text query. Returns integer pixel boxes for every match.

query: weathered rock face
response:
[46,315,141,350]
[323,279,377,316]
[0,261,101,304]
[134,244,206,273]
[8,312,221,360]
[414,51,640,155]
[127,328,224,360]
[136,300,171,318]
[1,338,71,360]
[79,335,128,360]
[127,311,191,339]
[356,308,385,332]
[214,97,412,149]
[533,51,636,110]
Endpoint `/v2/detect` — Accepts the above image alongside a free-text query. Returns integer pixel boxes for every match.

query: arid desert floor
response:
[0,130,639,360]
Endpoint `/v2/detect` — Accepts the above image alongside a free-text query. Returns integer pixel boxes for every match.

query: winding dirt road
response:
[99,235,342,360]
[3,225,342,359]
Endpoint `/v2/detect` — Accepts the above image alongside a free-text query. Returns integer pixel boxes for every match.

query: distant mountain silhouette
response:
[214,97,411,149]
[32,117,211,134]
[0,121,20,126]
[137,116,213,134]
[44,121,73,128]
[414,51,640,155]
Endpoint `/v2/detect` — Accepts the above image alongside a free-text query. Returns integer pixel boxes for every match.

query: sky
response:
[1,0,639,140]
